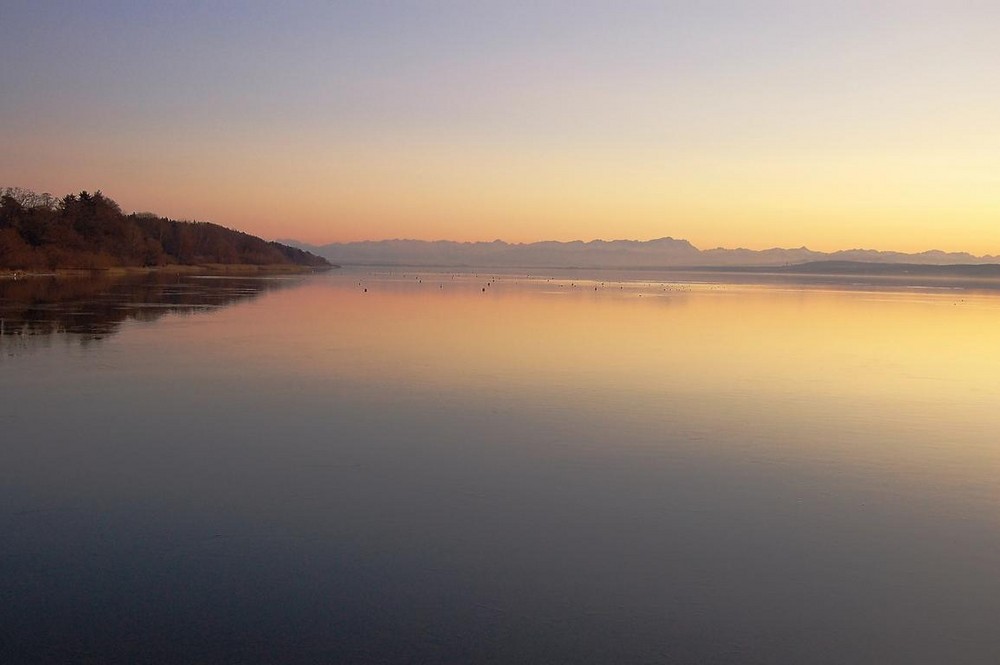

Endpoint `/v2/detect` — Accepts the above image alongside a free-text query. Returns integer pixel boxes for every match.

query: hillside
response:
[1,187,330,271]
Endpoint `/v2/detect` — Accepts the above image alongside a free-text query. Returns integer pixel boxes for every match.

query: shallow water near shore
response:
[3,268,1000,663]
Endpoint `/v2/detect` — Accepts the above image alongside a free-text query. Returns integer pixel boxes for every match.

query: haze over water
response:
[3,269,1000,663]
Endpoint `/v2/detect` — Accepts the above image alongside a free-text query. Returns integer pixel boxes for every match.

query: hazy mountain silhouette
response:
[280,237,998,269]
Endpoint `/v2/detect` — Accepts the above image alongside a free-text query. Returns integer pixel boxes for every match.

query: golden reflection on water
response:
[153,271,1000,511]
[135,273,1000,505]
[249,273,1000,407]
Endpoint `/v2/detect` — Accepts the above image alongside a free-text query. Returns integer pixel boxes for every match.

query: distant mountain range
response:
[278,237,999,269]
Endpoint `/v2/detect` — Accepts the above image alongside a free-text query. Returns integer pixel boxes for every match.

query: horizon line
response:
[278,236,998,259]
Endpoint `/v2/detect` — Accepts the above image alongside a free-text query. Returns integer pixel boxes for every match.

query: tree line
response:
[0,187,329,270]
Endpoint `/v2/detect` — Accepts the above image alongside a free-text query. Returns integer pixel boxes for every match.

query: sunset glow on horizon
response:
[3,2,999,254]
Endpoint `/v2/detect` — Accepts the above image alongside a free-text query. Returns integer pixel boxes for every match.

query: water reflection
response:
[3,269,1000,664]
[0,272,301,345]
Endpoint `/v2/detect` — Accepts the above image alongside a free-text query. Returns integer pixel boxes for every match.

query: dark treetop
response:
[1,187,330,270]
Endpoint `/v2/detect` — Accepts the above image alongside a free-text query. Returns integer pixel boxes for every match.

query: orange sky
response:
[2,3,998,253]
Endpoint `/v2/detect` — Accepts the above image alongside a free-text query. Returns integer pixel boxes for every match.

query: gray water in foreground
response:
[3,268,1000,664]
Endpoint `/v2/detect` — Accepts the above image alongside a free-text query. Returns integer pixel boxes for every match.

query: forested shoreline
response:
[0,187,330,270]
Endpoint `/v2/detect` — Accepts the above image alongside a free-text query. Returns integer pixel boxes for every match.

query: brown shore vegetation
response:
[0,186,331,271]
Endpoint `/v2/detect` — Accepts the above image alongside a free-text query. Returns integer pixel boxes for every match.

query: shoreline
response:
[0,263,337,280]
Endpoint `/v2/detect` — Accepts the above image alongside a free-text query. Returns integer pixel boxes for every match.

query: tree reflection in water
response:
[0,272,299,347]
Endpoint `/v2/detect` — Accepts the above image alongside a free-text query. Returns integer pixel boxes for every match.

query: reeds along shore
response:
[1,263,334,281]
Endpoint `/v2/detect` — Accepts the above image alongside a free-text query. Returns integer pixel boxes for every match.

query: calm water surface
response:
[3,269,1000,664]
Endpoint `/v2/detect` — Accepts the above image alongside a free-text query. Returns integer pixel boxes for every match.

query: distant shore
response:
[325,262,1000,292]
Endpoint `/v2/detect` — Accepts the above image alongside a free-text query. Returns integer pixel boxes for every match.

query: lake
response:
[3,268,1000,664]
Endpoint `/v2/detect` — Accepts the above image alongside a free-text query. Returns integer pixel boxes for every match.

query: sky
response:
[2,1,999,253]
